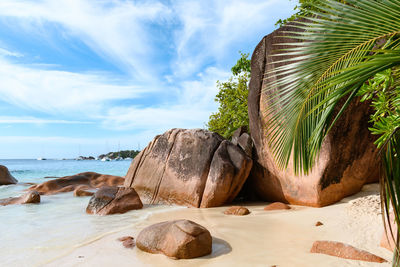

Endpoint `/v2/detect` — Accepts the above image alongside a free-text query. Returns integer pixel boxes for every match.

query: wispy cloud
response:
[0,47,22,58]
[0,116,91,124]
[102,66,230,130]
[0,57,147,115]
[0,0,172,81]
[171,0,296,78]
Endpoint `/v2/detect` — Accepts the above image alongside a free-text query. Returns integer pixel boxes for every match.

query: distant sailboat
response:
[37,145,47,160]
[114,141,123,161]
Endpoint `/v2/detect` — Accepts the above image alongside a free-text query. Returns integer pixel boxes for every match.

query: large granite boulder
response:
[86,186,143,215]
[247,22,380,207]
[29,172,124,195]
[136,220,212,259]
[125,128,253,208]
[0,165,18,185]
[0,190,40,206]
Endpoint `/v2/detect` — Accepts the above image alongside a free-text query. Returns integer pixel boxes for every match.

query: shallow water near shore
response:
[0,159,181,267]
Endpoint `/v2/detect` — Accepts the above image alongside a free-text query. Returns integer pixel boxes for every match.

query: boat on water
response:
[101,157,111,162]
[37,158,47,161]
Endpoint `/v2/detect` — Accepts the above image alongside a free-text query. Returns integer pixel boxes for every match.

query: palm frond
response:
[264,0,400,174]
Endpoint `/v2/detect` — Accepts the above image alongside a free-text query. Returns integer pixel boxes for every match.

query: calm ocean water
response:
[0,159,179,267]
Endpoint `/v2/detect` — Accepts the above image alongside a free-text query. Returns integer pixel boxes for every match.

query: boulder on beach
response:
[223,206,250,216]
[86,186,143,215]
[310,240,386,263]
[0,165,18,185]
[0,190,40,206]
[247,21,380,207]
[136,219,212,259]
[29,172,124,195]
[125,128,253,208]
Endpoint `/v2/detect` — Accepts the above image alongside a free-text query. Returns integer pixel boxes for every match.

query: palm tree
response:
[264,0,400,264]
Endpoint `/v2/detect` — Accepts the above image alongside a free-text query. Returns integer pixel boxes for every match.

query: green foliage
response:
[99,150,140,160]
[207,53,251,139]
[358,68,400,148]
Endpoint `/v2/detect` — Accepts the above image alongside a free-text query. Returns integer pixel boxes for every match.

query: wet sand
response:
[44,183,392,267]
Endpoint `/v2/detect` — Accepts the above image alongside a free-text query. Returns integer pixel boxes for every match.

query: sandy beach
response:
[44,183,392,267]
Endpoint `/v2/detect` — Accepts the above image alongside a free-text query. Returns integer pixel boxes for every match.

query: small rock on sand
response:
[224,206,250,216]
[310,240,387,263]
[315,221,323,226]
[264,202,291,211]
[117,236,135,248]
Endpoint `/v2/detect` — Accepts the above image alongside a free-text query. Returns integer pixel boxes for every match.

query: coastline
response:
[45,183,392,267]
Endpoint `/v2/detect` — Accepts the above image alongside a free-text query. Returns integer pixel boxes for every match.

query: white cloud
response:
[102,66,230,130]
[0,0,172,81]
[0,58,147,115]
[0,116,91,124]
[0,47,22,58]
[171,0,297,78]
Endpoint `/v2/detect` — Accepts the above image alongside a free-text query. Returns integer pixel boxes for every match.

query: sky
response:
[0,0,297,159]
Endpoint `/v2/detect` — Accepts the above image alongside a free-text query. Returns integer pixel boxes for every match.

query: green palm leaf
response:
[265,0,400,174]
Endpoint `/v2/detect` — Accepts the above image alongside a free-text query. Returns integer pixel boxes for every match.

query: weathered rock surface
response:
[264,202,291,211]
[247,21,380,207]
[29,172,124,195]
[0,190,40,206]
[125,129,253,208]
[0,165,18,185]
[231,126,248,146]
[224,206,250,216]
[136,220,212,259]
[86,186,142,215]
[310,241,387,263]
[380,213,397,251]
[237,133,253,157]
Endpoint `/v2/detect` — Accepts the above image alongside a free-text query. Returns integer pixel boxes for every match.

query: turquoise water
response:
[0,159,179,267]
[1,159,131,182]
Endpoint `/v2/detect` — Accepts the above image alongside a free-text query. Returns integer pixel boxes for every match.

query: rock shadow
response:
[201,237,232,259]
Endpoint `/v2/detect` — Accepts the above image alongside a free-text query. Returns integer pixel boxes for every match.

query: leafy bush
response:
[207,53,251,139]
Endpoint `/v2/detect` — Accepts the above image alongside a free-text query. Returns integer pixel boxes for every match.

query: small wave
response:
[11,170,31,174]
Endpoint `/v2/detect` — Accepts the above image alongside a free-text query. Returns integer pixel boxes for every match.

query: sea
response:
[0,159,179,267]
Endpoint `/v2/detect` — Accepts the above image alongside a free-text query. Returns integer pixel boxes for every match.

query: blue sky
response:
[0,0,297,159]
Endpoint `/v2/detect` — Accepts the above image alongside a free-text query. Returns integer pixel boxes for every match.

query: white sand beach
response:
[44,183,392,267]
